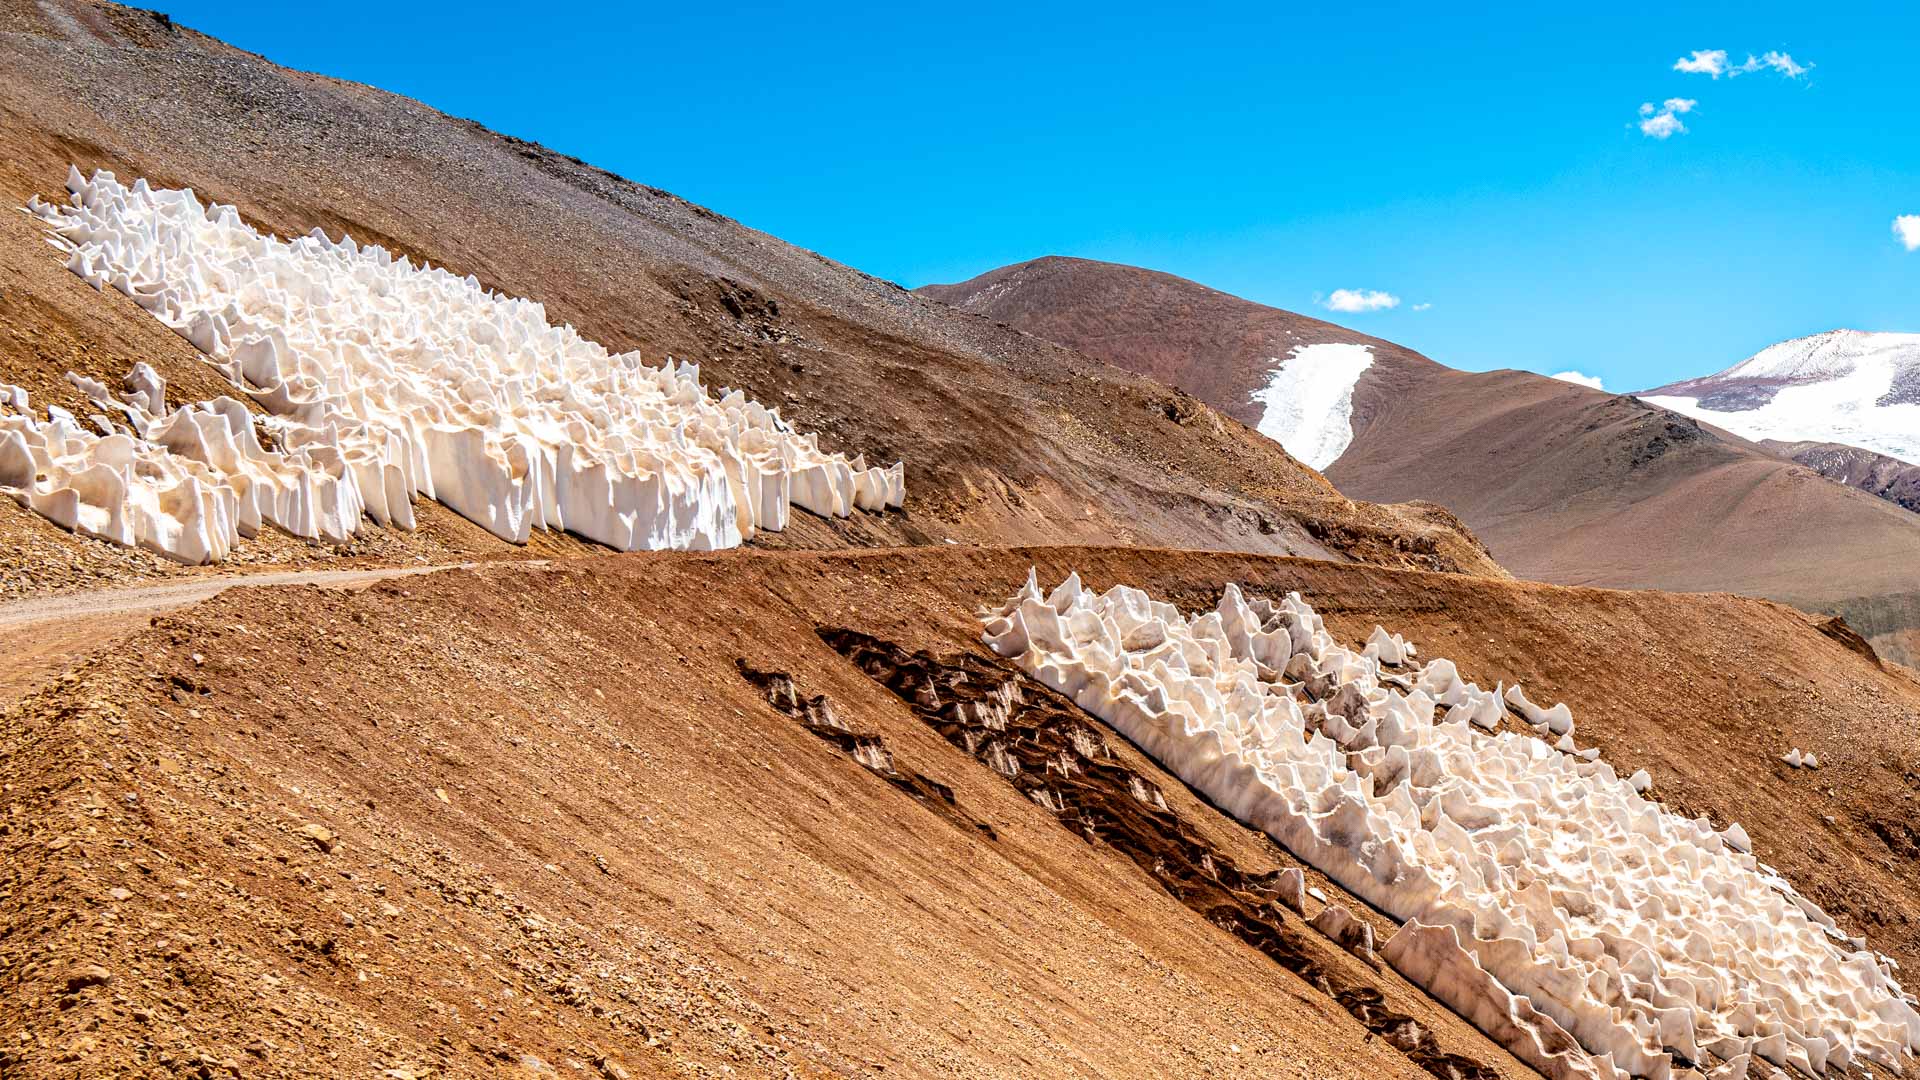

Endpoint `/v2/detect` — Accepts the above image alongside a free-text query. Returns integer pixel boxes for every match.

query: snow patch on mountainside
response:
[1642,330,1920,466]
[983,571,1920,1080]
[1249,343,1374,470]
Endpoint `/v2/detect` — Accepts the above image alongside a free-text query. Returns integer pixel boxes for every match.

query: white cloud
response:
[1551,370,1606,391]
[1323,288,1400,313]
[1733,50,1809,78]
[1676,47,1811,80]
[1638,102,1690,139]
[1649,49,1808,138]
[1412,302,1432,312]
[1640,113,1684,138]
[1896,215,1920,252]
[1673,49,1729,77]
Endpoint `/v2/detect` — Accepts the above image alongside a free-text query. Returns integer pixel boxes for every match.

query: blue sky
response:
[160,2,1917,389]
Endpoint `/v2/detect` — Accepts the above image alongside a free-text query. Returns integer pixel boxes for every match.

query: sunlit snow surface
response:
[1,366,367,564]
[1641,330,1920,466]
[8,169,903,563]
[1248,343,1374,470]
[983,572,1919,1080]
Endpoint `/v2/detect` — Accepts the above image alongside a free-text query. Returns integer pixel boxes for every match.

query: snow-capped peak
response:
[1640,329,1920,466]
[1722,329,1920,382]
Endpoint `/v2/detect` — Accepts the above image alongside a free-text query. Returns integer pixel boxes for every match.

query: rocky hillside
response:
[1765,439,1920,515]
[1642,329,1920,468]
[7,4,1920,1079]
[920,257,1920,653]
[9,545,1920,1076]
[0,1,1497,598]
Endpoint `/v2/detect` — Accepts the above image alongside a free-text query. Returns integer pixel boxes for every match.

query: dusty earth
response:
[0,0,1496,600]
[3,4,1919,1080]
[0,565,472,707]
[918,257,1920,646]
[1762,438,1920,518]
[7,546,1920,1078]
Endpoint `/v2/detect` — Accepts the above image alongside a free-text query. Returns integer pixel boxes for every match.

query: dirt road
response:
[0,563,492,705]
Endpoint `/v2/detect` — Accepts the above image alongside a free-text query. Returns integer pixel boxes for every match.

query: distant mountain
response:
[918,257,1920,653]
[1640,330,1920,466]
[0,19,1505,584]
[918,257,1446,465]
[1762,439,1920,516]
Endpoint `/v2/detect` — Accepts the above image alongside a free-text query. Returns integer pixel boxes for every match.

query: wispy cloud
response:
[1648,49,1809,138]
[1896,215,1920,252]
[1638,98,1696,139]
[1551,371,1606,391]
[1674,48,1811,80]
[1735,50,1810,78]
[1673,49,1728,77]
[1412,302,1432,312]
[1322,288,1400,313]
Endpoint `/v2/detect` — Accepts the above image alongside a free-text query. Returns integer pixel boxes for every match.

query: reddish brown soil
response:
[1764,439,1920,515]
[6,545,1919,1077]
[2,5,1915,1079]
[0,0,1497,599]
[919,257,1920,641]
[3,549,1540,1079]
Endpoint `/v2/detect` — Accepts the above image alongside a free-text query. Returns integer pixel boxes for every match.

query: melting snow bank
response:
[16,168,903,562]
[1248,343,1374,470]
[981,572,1919,1080]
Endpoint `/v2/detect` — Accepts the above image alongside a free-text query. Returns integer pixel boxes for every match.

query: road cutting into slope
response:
[6,544,1920,1076]
[0,561,518,705]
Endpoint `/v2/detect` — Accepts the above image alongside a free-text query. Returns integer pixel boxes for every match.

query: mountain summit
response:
[919,257,1920,657]
[1640,329,1920,466]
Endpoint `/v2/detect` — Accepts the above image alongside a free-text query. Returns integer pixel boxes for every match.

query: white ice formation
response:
[18,168,903,562]
[1276,866,1307,914]
[1506,683,1575,735]
[981,572,1918,1080]
[1783,748,1821,771]
[1310,902,1378,965]
[1,366,365,563]
[1249,342,1374,470]
[1383,921,1603,1080]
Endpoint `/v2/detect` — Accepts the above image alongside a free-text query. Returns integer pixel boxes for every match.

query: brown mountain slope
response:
[1764,439,1920,516]
[8,546,1920,1076]
[0,0,1498,598]
[918,255,1448,428]
[8,9,1919,1077]
[1748,441,1920,664]
[919,256,1920,641]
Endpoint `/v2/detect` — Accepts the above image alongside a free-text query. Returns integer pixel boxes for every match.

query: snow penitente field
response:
[984,571,1918,1079]
[6,169,900,563]
[5,2,1920,1078]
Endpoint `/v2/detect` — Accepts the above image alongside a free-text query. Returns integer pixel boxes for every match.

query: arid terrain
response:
[5,3,1920,1079]
[919,257,1920,654]
[0,1,1496,600]
[1763,439,1920,516]
[10,546,1920,1078]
